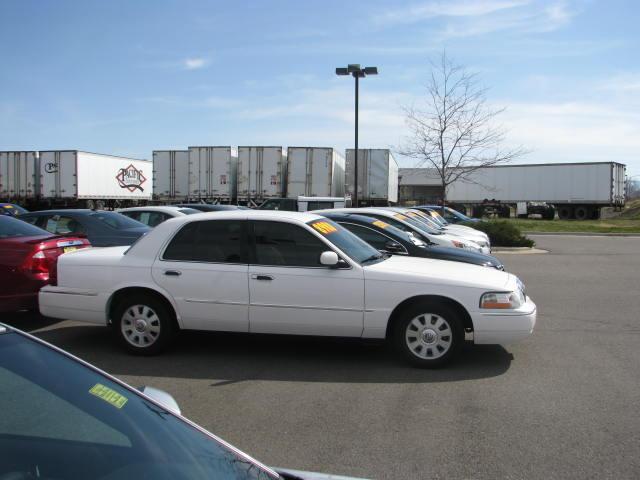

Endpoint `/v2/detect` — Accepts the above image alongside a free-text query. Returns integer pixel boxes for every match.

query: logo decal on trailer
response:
[116,164,147,192]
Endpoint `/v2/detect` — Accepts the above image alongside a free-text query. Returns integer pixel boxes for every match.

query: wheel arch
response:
[107,287,181,329]
[385,295,473,340]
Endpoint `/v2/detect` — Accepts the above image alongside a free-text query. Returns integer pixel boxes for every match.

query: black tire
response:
[543,207,556,220]
[392,302,464,368]
[558,206,573,220]
[113,294,176,355]
[574,206,589,220]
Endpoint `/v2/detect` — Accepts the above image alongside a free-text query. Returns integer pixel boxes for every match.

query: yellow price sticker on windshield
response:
[3,205,13,209]
[406,212,419,217]
[312,221,337,235]
[89,383,128,409]
[394,213,408,221]
[372,220,389,229]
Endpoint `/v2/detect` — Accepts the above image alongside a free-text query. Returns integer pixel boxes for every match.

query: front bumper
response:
[471,297,537,344]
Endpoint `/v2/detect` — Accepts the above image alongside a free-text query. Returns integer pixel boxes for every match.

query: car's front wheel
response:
[113,294,176,355]
[393,302,464,368]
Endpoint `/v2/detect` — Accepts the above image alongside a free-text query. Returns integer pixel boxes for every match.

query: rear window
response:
[0,216,48,239]
[89,212,146,229]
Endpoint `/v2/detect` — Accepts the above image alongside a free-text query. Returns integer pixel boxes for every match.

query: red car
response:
[0,216,91,312]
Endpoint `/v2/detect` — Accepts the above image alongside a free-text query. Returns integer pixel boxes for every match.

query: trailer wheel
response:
[574,206,589,220]
[591,208,601,220]
[558,206,573,220]
[543,207,556,220]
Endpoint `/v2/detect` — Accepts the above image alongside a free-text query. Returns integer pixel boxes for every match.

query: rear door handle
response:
[251,274,273,281]
[164,270,182,276]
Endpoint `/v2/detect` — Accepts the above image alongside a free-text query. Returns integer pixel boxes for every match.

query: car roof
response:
[118,206,191,213]
[20,209,96,216]
[179,209,324,223]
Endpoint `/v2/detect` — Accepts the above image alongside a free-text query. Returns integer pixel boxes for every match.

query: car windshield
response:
[307,218,384,264]
[1,204,29,215]
[90,211,147,229]
[0,216,49,238]
[448,208,472,221]
[391,212,442,235]
[0,330,276,480]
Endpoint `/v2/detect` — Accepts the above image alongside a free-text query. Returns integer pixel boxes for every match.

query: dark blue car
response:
[0,203,29,217]
[18,209,150,247]
[415,205,480,224]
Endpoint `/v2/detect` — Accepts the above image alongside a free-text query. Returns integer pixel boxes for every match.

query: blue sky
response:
[1,0,639,176]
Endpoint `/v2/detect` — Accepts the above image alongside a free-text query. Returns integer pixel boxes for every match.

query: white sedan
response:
[117,205,200,227]
[39,210,536,367]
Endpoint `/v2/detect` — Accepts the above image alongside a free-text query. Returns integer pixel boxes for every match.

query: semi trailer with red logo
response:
[0,150,152,210]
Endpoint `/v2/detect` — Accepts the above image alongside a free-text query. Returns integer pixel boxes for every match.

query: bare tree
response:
[399,52,527,211]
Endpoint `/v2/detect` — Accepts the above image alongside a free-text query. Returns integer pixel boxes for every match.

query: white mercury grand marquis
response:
[39,210,536,367]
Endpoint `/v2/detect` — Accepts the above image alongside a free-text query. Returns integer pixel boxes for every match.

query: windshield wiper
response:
[361,253,385,264]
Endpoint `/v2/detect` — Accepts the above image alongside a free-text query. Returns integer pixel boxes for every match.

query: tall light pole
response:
[336,64,378,207]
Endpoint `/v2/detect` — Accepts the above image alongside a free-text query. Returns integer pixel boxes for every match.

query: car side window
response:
[121,211,141,222]
[136,211,167,227]
[44,215,86,235]
[252,221,327,267]
[163,220,247,263]
[340,223,393,251]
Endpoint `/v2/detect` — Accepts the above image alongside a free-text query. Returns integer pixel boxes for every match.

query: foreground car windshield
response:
[90,211,147,229]
[0,330,276,480]
[0,216,48,238]
[307,218,383,264]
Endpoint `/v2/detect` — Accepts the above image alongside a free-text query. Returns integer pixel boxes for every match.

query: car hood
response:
[424,245,503,267]
[276,468,369,480]
[364,254,513,290]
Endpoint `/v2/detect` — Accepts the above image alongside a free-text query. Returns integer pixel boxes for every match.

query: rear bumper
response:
[472,298,537,344]
[39,286,107,324]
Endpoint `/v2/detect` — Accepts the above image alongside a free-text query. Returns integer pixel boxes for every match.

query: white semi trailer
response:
[152,150,190,200]
[188,146,238,201]
[1,150,152,209]
[446,162,627,219]
[286,147,345,199]
[237,146,286,204]
[345,149,398,206]
[0,151,39,200]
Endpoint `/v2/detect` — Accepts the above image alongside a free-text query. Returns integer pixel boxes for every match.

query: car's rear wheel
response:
[393,302,464,368]
[113,294,175,355]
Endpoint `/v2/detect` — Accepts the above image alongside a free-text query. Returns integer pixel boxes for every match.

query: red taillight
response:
[26,250,52,281]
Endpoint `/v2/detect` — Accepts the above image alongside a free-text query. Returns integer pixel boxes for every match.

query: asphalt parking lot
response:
[3,234,639,480]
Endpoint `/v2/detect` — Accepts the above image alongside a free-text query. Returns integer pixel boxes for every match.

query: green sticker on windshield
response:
[89,383,128,409]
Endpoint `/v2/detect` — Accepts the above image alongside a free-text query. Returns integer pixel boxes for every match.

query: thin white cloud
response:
[371,0,530,25]
[183,57,208,70]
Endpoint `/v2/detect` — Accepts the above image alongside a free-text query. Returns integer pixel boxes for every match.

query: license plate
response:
[63,246,78,253]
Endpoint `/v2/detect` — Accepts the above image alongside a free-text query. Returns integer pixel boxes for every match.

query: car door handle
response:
[251,274,273,281]
[164,270,182,276]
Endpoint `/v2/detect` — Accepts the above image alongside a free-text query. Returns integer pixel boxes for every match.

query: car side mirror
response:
[319,251,339,267]
[384,241,404,253]
[139,386,181,415]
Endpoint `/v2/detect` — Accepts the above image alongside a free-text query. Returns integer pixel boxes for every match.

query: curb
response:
[523,232,640,237]
[492,247,548,254]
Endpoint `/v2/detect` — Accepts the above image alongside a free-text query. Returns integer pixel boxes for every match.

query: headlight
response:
[480,290,525,309]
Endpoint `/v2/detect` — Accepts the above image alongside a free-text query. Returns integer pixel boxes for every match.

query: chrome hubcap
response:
[405,313,452,360]
[121,304,161,348]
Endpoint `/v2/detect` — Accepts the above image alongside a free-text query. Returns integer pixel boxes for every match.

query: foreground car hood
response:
[365,254,513,290]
